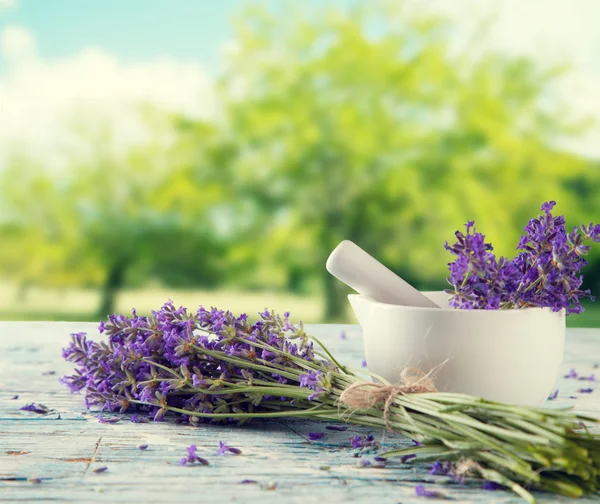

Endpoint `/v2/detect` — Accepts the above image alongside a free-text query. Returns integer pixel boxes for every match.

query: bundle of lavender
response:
[63,302,599,502]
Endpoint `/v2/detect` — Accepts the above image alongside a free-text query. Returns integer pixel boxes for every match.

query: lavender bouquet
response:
[63,301,600,503]
[446,201,600,313]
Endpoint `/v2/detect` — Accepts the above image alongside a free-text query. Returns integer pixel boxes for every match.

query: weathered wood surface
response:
[0,322,598,503]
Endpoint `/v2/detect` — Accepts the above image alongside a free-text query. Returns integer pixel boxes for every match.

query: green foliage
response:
[0,1,598,322]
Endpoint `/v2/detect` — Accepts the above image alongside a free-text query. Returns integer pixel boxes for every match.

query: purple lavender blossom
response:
[130,414,149,423]
[350,434,375,449]
[326,425,348,431]
[20,403,50,414]
[415,485,446,498]
[430,460,454,476]
[137,444,148,450]
[308,432,325,441]
[357,458,371,468]
[577,388,594,394]
[446,202,599,313]
[93,466,108,473]
[61,302,340,424]
[98,416,120,424]
[564,369,578,379]
[180,445,209,466]
[547,389,559,400]
[218,441,242,455]
[483,481,503,491]
[361,359,367,368]
[578,374,596,382]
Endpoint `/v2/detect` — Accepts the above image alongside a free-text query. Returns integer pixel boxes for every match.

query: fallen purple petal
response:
[93,466,108,473]
[240,480,258,484]
[218,440,242,455]
[20,403,50,414]
[308,432,325,441]
[98,416,120,424]
[130,414,149,423]
[339,331,347,341]
[325,425,348,431]
[361,359,367,368]
[578,374,596,382]
[357,458,371,468]
[482,481,503,491]
[564,369,578,379]
[577,388,594,393]
[137,444,148,450]
[10,395,18,400]
[415,484,446,498]
[547,389,559,400]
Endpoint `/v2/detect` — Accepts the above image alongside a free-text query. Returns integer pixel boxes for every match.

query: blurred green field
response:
[0,283,598,328]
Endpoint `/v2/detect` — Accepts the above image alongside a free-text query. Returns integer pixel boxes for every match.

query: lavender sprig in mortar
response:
[446,201,599,313]
[62,303,600,502]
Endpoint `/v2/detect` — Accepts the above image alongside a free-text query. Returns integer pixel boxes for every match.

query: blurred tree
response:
[207,1,590,320]
[0,110,227,317]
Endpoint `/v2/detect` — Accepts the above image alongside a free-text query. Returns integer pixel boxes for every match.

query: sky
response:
[1,0,599,160]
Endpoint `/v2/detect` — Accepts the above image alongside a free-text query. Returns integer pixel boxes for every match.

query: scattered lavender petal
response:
[577,388,594,393]
[361,359,367,368]
[20,403,50,414]
[357,458,371,468]
[578,374,596,382]
[93,466,108,473]
[483,481,503,491]
[564,369,578,379]
[10,395,18,400]
[130,414,149,423]
[137,444,148,450]
[308,432,325,441]
[98,416,120,424]
[339,331,347,341]
[325,425,348,431]
[218,440,242,455]
[415,485,446,498]
[350,434,375,449]
[240,480,258,484]
[547,389,559,400]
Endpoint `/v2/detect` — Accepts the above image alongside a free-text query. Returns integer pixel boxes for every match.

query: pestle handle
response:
[326,240,440,308]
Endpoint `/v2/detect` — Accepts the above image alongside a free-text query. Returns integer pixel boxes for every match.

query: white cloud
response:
[0,0,17,10]
[426,0,600,159]
[0,25,216,165]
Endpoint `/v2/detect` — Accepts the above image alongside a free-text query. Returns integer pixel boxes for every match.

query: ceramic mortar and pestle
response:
[326,240,565,405]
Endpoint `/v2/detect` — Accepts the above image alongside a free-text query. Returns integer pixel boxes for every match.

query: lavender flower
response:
[578,374,596,382]
[547,389,559,401]
[482,481,503,491]
[446,202,599,313]
[564,369,578,379]
[218,441,242,455]
[326,425,348,431]
[308,432,325,441]
[357,458,371,468]
[137,444,148,450]
[430,460,454,476]
[415,485,446,498]
[98,416,120,424]
[350,434,375,449]
[20,403,50,414]
[577,388,594,394]
[180,445,209,466]
[93,466,108,473]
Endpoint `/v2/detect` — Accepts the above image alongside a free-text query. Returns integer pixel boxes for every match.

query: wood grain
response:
[0,322,598,503]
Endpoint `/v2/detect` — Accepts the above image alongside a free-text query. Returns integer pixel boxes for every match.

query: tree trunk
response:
[322,265,347,321]
[98,259,128,318]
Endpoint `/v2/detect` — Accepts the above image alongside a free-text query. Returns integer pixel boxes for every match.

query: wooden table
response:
[1,322,599,503]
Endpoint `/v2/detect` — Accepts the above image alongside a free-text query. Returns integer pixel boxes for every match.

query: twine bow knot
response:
[339,366,439,430]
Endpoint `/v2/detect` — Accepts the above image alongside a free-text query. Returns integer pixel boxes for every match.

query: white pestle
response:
[326,240,440,308]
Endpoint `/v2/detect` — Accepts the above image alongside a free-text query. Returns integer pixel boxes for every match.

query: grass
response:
[0,282,598,327]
